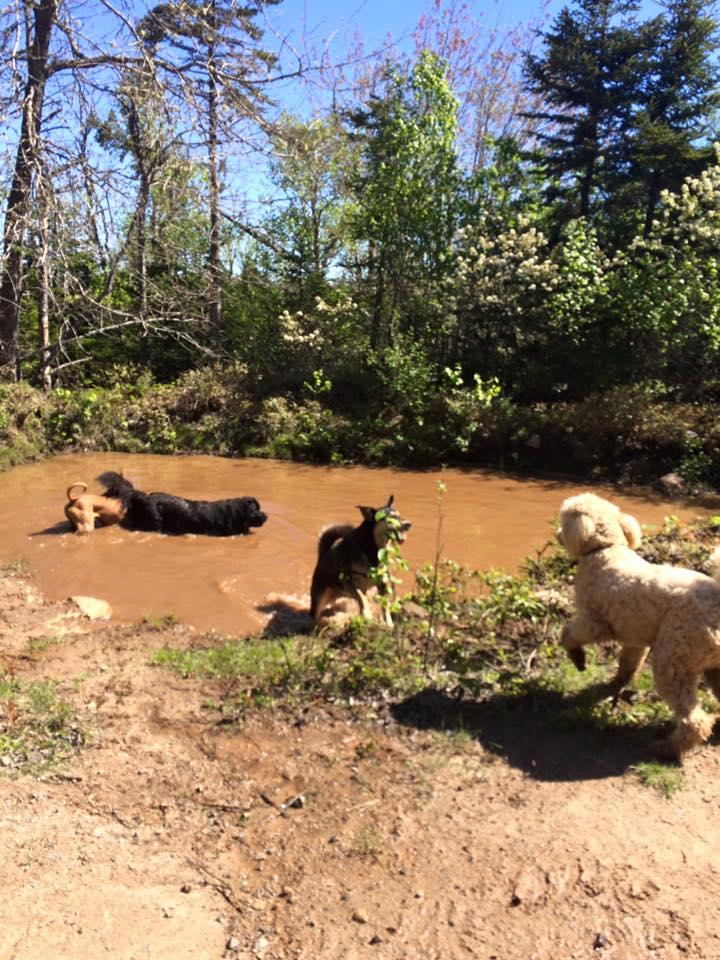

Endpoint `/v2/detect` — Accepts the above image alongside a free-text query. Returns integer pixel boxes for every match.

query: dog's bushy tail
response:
[97,471,135,502]
[317,523,353,558]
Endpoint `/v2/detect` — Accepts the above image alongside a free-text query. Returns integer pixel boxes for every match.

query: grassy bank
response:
[150,514,720,793]
[1,368,720,489]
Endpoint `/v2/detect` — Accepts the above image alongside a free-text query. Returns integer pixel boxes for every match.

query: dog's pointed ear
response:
[619,512,642,549]
[358,505,375,521]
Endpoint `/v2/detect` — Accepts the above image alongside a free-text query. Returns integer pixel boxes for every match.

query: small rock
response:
[653,472,689,499]
[226,936,240,950]
[180,884,192,894]
[69,595,112,619]
[253,934,269,954]
[352,909,369,924]
[593,932,609,950]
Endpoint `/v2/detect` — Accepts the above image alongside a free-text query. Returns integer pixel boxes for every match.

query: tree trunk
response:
[36,166,52,391]
[126,99,149,318]
[579,150,595,218]
[643,170,661,238]
[0,0,57,378]
[206,2,222,343]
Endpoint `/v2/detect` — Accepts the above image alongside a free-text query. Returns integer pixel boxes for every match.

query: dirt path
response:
[1,571,719,960]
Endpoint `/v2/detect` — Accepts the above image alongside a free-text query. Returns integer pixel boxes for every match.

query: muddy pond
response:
[0,452,712,635]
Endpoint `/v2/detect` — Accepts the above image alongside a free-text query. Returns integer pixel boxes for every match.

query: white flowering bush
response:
[605,147,720,393]
[450,214,609,396]
[277,291,365,380]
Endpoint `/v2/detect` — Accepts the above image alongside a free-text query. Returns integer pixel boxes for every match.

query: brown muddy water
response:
[0,452,713,635]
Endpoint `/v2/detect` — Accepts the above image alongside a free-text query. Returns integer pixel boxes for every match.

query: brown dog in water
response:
[309,495,412,626]
[64,481,126,535]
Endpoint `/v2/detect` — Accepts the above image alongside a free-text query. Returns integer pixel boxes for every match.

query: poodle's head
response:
[557,493,642,559]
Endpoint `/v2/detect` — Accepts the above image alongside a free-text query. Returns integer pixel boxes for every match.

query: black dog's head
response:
[245,497,267,529]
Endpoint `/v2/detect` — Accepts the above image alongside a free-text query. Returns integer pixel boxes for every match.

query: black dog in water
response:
[98,471,267,536]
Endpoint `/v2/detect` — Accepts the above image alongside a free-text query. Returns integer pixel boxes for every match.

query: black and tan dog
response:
[309,495,411,626]
[97,471,267,536]
[64,481,127,535]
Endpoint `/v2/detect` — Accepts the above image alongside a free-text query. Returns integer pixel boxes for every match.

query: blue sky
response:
[271,0,560,47]
[268,0,663,56]
[260,0,566,120]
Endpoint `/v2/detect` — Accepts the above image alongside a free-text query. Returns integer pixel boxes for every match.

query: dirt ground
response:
[1,572,720,960]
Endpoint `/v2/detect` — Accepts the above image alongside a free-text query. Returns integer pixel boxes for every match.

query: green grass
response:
[1,558,33,577]
[0,675,84,774]
[350,824,384,858]
[153,622,428,711]
[633,761,686,798]
[26,635,62,654]
[139,613,180,631]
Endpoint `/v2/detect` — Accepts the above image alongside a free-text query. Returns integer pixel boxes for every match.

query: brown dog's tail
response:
[66,481,88,502]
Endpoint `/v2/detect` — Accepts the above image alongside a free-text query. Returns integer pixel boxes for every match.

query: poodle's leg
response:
[652,646,714,760]
[704,666,720,701]
[605,644,651,700]
[561,614,613,672]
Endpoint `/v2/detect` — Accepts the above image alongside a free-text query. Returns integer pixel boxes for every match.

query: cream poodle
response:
[557,492,720,759]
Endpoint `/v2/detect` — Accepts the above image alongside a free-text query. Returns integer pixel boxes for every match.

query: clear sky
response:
[270,0,560,48]
[267,0,663,56]
[259,0,567,119]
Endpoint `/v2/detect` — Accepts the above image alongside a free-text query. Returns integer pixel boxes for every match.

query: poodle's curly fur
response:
[558,492,720,759]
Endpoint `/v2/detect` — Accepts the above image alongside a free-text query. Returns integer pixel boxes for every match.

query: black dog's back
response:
[97,471,267,536]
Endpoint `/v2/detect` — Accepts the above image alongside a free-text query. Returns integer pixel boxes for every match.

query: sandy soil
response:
[1,571,719,960]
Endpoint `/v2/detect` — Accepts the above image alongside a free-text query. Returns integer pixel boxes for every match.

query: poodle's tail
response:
[97,471,135,503]
[708,546,720,583]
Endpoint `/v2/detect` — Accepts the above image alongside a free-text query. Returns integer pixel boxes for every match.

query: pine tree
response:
[630,0,720,236]
[521,0,648,228]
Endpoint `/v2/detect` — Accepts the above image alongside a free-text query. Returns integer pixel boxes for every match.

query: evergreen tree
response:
[522,0,648,229]
[630,0,720,236]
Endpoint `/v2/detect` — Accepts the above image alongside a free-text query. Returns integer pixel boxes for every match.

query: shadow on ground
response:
[257,598,314,637]
[391,682,674,782]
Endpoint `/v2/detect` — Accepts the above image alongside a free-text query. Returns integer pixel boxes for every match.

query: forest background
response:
[2,0,720,488]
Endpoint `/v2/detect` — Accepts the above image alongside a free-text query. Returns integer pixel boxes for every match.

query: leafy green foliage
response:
[0,675,84,774]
